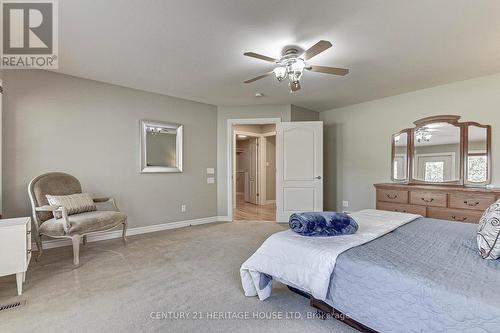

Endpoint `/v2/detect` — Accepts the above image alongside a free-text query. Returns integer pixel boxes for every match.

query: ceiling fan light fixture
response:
[273,66,287,82]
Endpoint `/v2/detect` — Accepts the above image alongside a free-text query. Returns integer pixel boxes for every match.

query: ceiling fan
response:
[243,40,349,92]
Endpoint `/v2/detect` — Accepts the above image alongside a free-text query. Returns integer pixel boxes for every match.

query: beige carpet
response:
[0,221,355,333]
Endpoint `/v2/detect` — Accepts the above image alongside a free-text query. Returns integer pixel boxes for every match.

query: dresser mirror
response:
[391,130,409,181]
[391,115,491,186]
[140,120,183,173]
[466,124,490,185]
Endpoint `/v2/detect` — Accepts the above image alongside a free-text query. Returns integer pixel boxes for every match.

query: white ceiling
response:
[56,0,500,111]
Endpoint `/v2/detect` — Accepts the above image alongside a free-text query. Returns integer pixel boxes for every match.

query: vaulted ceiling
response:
[56,0,500,111]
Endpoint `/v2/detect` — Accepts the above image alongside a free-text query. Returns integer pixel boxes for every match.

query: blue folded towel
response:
[289,212,358,237]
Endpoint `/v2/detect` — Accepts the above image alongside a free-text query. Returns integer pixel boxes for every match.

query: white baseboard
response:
[217,215,232,222]
[35,216,221,250]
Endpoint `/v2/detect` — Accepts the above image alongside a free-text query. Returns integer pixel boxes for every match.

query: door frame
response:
[227,118,281,221]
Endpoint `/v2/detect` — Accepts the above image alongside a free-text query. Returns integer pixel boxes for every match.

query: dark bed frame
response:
[287,286,379,333]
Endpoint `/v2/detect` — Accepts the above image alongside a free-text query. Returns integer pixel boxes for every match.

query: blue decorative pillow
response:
[289,212,358,237]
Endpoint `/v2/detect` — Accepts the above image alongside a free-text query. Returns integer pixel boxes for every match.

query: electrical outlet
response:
[206,167,215,175]
[181,204,186,212]
[342,201,349,208]
[207,177,215,184]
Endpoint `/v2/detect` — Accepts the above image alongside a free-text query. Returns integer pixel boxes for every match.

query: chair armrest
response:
[35,205,61,212]
[92,197,111,203]
[93,197,119,211]
[35,205,70,233]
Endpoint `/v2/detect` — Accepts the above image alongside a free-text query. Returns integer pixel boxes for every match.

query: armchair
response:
[28,172,128,265]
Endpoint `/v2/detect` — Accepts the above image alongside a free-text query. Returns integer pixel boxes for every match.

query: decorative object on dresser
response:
[391,115,491,186]
[374,183,500,224]
[0,217,31,295]
[28,172,128,266]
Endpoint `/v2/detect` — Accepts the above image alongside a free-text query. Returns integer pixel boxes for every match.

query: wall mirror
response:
[391,115,491,186]
[140,120,183,173]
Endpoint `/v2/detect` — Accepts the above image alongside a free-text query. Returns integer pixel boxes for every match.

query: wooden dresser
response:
[374,183,500,224]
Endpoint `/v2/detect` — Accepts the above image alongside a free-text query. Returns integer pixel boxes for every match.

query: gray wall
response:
[320,72,500,212]
[2,71,217,227]
[216,105,290,217]
[291,104,319,121]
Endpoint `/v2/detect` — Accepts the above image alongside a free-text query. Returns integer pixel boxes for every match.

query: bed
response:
[241,211,500,333]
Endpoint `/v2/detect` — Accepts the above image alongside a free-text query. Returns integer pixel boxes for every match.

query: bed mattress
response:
[326,217,500,333]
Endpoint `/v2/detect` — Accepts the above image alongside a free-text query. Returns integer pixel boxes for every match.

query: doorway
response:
[227,118,323,222]
[232,124,276,221]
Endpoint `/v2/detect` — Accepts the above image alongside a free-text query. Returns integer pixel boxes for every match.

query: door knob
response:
[315,176,322,179]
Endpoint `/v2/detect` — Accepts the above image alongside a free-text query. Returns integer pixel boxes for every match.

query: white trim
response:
[33,216,221,250]
[262,131,276,137]
[227,118,281,221]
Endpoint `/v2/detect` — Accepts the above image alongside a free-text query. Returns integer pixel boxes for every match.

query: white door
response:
[276,121,323,222]
[248,137,259,204]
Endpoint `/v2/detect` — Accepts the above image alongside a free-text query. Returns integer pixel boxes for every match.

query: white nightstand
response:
[0,217,32,295]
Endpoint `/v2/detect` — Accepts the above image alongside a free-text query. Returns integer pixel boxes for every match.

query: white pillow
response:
[477,199,500,260]
[46,193,96,219]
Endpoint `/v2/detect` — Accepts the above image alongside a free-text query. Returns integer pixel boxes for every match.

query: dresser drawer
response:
[377,202,427,215]
[449,193,495,211]
[377,189,408,204]
[410,191,447,207]
[427,207,482,224]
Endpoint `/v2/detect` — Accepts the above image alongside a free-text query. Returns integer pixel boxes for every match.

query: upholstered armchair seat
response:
[39,211,127,236]
[29,172,128,265]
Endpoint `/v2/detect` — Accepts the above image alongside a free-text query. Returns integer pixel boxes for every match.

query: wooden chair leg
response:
[35,234,43,262]
[72,235,81,266]
[122,222,128,245]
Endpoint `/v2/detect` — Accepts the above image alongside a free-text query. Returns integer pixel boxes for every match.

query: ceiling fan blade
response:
[243,52,277,63]
[244,71,273,84]
[290,81,301,92]
[307,65,349,76]
[301,40,332,60]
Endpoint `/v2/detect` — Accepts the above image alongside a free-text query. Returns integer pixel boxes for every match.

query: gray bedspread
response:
[326,217,500,333]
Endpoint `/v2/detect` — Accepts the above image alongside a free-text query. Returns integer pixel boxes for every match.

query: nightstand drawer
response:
[377,202,427,215]
[377,189,408,203]
[427,207,482,224]
[410,191,447,207]
[449,193,495,211]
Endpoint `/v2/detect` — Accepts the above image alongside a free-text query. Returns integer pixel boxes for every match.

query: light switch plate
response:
[206,168,215,175]
[207,177,215,184]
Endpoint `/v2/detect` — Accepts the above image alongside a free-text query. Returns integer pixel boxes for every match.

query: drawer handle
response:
[452,215,468,222]
[387,194,398,200]
[421,197,434,203]
[463,201,480,207]
[394,209,407,213]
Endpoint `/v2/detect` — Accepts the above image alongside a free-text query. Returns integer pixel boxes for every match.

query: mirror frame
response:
[140,119,183,173]
[391,129,411,183]
[391,115,491,187]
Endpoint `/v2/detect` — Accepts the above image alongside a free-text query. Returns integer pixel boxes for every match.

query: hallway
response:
[234,193,276,221]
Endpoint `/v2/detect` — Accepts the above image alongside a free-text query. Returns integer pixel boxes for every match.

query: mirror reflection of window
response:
[393,132,408,180]
[146,127,177,167]
[467,126,488,184]
[413,123,461,182]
